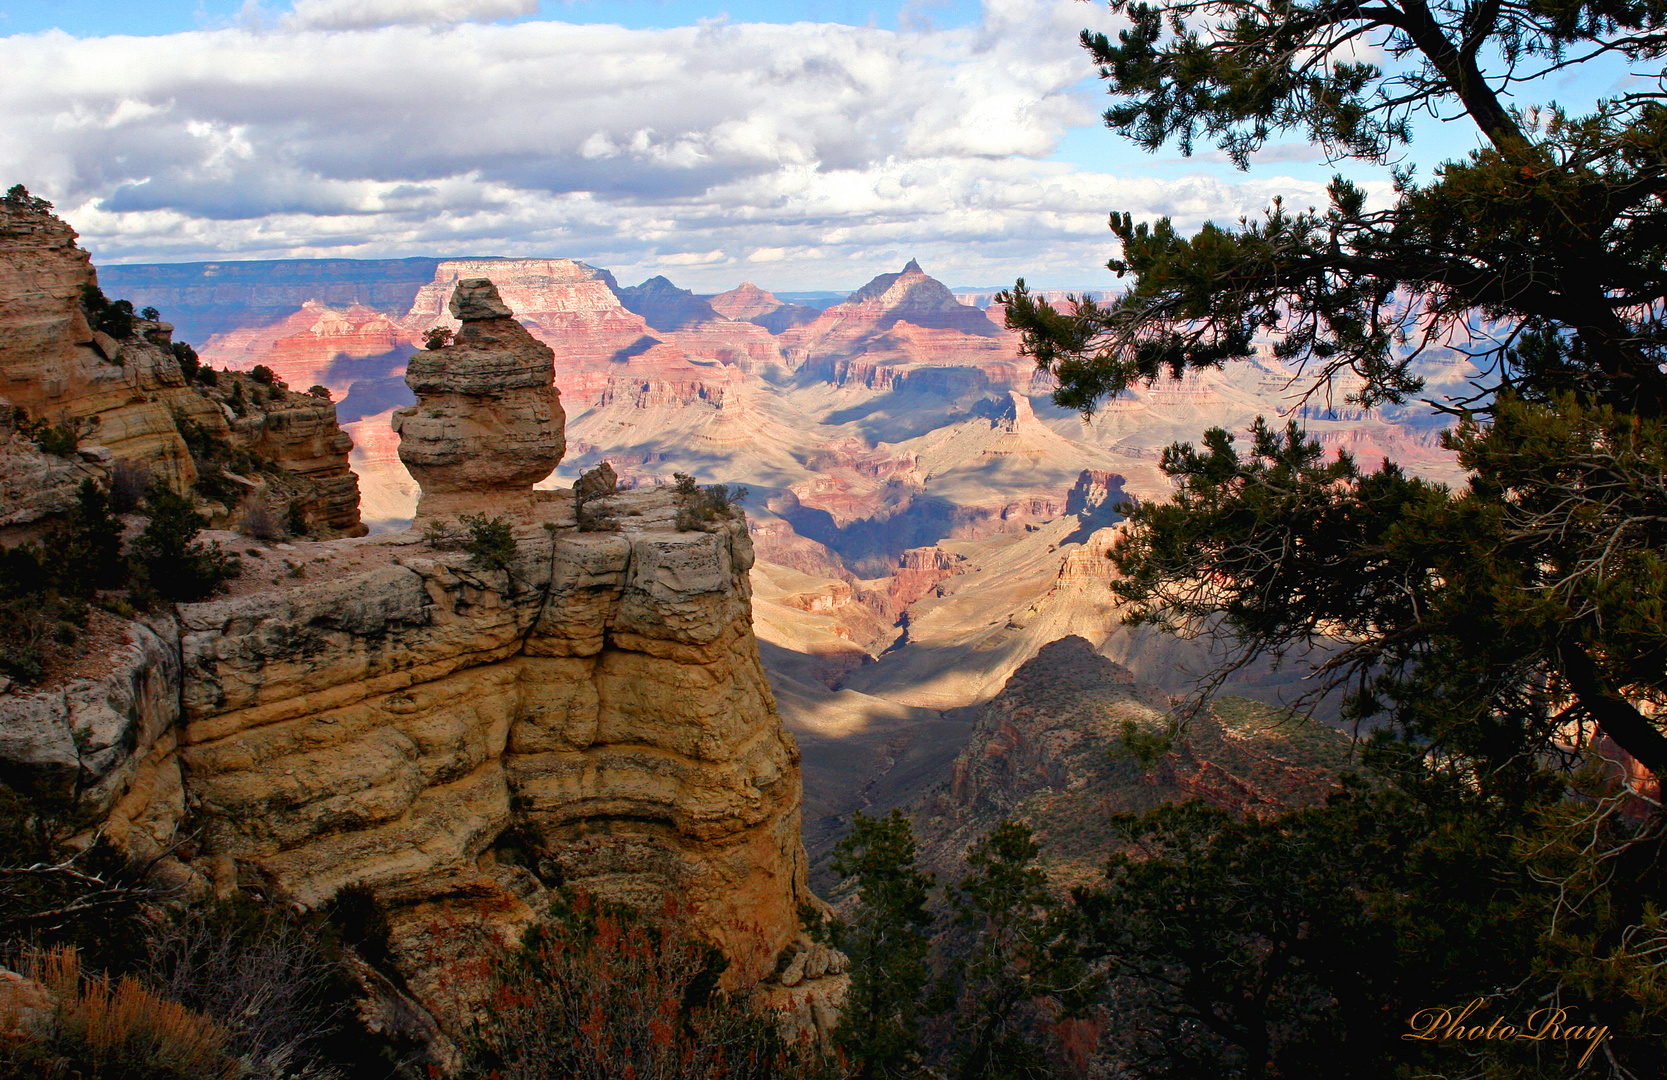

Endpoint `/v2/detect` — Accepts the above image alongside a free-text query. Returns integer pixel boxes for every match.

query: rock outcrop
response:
[232,384,366,535]
[0,273,830,1061]
[614,275,724,331]
[707,281,786,322]
[0,195,365,537]
[392,279,565,523]
[0,197,212,493]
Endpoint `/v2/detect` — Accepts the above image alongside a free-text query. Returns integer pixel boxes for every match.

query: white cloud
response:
[0,2,1368,290]
[282,0,538,30]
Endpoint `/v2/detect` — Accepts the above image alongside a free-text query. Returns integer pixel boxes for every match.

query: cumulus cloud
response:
[0,1,1371,289]
[282,0,538,30]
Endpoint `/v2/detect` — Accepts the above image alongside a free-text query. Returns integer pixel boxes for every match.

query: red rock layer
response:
[706,281,784,321]
[200,301,418,396]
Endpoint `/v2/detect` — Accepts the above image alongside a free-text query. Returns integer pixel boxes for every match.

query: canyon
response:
[101,249,1470,874]
[0,206,843,1061]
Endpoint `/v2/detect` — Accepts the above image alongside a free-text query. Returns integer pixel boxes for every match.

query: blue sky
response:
[0,0,1641,291]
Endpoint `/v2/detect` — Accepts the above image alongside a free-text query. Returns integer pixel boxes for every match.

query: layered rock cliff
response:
[0,196,209,496]
[0,195,364,538]
[0,273,828,1060]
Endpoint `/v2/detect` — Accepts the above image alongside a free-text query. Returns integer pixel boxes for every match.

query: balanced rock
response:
[393,278,565,521]
[448,277,514,320]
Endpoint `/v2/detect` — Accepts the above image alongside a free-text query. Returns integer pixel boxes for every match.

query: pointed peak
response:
[902,258,923,274]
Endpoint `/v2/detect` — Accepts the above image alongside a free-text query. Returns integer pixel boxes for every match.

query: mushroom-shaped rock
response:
[393,278,565,522]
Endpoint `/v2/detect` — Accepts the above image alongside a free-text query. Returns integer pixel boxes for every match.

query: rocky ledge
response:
[0,277,839,1059]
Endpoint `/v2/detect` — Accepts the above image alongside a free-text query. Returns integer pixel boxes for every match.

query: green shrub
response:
[249,365,276,386]
[461,513,518,573]
[35,423,78,457]
[3,183,52,211]
[129,485,238,603]
[672,471,748,531]
[47,480,127,591]
[0,481,128,683]
[140,306,161,322]
[80,283,134,340]
[828,810,935,1077]
[110,460,153,514]
[171,342,201,382]
[0,586,80,684]
[172,411,263,503]
[195,365,218,387]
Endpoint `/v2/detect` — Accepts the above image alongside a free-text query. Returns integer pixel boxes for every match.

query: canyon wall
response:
[0,197,363,537]
[0,269,829,1059]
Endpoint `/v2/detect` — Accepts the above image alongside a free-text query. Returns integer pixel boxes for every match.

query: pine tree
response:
[830,810,935,1080]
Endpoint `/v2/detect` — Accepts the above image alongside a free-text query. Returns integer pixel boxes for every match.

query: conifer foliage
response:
[1000,0,1667,806]
[995,0,1667,1074]
[828,811,936,1079]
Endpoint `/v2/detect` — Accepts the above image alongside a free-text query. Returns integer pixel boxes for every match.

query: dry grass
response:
[2,945,242,1080]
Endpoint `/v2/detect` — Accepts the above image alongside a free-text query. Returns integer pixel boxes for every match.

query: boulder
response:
[393,278,565,521]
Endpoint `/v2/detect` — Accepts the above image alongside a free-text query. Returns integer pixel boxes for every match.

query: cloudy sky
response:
[0,0,1499,290]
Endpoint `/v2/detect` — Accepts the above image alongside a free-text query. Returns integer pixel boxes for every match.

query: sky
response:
[0,0,1632,291]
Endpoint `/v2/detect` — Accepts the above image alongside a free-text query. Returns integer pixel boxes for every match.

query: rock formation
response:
[707,281,787,322]
[0,197,210,493]
[614,274,724,331]
[0,271,833,1062]
[392,279,565,523]
[0,195,364,538]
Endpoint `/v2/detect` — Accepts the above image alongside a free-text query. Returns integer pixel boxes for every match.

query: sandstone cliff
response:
[0,274,831,1060]
[0,196,209,496]
[0,195,364,538]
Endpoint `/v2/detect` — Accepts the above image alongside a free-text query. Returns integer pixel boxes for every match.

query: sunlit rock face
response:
[0,198,210,493]
[0,272,824,1063]
[172,492,811,1008]
[392,278,566,523]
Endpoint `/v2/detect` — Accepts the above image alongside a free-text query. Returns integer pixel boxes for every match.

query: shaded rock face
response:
[393,279,565,521]
[910,635,1353,893]
[234,389,365,535]
[613,275,724,331]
